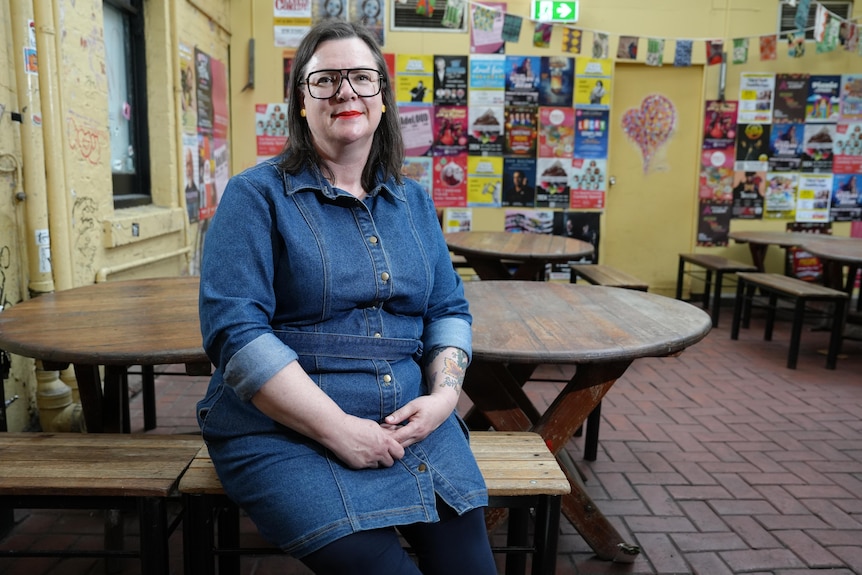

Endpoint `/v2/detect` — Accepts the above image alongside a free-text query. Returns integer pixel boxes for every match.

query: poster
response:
[398,105,434,157]
[834,122,862,173]
[800,123,836,172]
[738,73,775,124]
[395,54,433,104]
[534,158,571,208]
[574,58,613,109]
[831,174,862,221]
[731,170,765,219]
[538,56,574,107]
[768,123,803,171]
[505,55,540,105]
[764,172,798,219]
[431,106,468,156]
[468,105,504,156]
[569,158,606,209]
[432,154,467,207]
[839,74,862,120]
[402,156,434,195]
[470,2,505,54]
[537,107,574,158]
[503,105,537,157]
[574,109,609,159]
[433,55,469,105]
[502,157,536,207]
[697,201,732,246]
[773,73,809,124]
[466,156,502,207]
[468,54,506,107]
[806,75,841,122]
[796,173,832,222]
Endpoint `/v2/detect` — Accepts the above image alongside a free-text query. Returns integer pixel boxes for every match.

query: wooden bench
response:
[730,272,849,369]
[569,264,649,292]
[676,253,758,328]
[567,264,647,462]
[180,431,570,575]
[0,432,202,574]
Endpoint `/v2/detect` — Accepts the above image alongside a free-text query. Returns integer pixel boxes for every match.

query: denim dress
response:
[196,157,488,558]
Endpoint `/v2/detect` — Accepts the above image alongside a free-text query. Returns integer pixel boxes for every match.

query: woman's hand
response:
[327,413,406,470]
[382,393,457,448]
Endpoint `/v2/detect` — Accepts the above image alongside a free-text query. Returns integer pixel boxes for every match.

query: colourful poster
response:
[433,55,469,106]
[255,103,289,158]
[537,107,574,159]
[573,109,609,159]
[764,172,798,219]
[504,209,554,233]
[768,123,803,172]
[805,75,841,123]
[470,2,505,54]
[738,72,775,124]
[800,123,836,172]
[569,157,607,209]
[773,73,809,124]
[502,157,536,207]
[431,106,468,156]
[432,155,467,207]
[574,58,613,109]
[534,158,571,208]
[699,165,734,202]
[735,123,771,172]
[468,105,505,156]
[401,156,434,195]
[697,201,732,246]
[538,56,574,107]
[831,174,862,221]
[834,122,862,173]
[503,105,537,157]
[796,173,832,222]
[839,74,862,120]
[703,100,738,150]
[731,170,765,219]
[505,55,540,105]
[468,54,506,107]
[395,54,433,105]
[466,156,503,207]
[398,105,434,157]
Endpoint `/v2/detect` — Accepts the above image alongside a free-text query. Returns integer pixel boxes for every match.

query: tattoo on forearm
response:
[436,349,467,392]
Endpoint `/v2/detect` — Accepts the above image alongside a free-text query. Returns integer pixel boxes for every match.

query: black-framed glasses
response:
[302,68,384,99]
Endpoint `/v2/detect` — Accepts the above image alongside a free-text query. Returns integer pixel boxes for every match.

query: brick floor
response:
[1,305,861,574]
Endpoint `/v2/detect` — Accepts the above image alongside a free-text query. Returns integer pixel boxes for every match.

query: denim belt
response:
[273,330,423,362]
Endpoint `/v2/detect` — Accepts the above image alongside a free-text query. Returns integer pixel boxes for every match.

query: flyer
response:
[768,123,803,171]
[831,174,862,221]
[731,170,765,219]
[398,105,434,157]
[537,56,574,107]
[401,157,434,196]
[772,73,809,124]
[431,106,468,156]
[468,54,506,107]
[738,73,775,124]
[466,156,503,207]
[795,173,832,222]
[503,105,537,157]
[574,58,613,109]
[534,158,571,208]
[569,157,607,209]
[573,109,609,159]
[432,155,468,207]
[800,123,836,172]
[432,55,469,106]
[805,75,841,123]
[703,100,738,150]
[834,122,862,173]
[505,55,540,105]
[839,74,862,120]
[764,172,798,219]
[468,105,505,156]
[395,54,433,105]
[502,157,537,207]
[697,201,732,246]
[537,107,574,159]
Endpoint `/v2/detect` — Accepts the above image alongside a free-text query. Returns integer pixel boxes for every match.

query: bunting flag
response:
[815,6,842,53]
[732,38,749,64]
[759,34,778,61]
[646,38,664,66]
[592,32,609,59]
[533,22,553,48]
[501,13,522,42]
[674,40,693,66]
[441,0,466,29]
[844,22,859,52]
[706,40,724,65]
[561,28,582,54]
[617,36,639,60]
[795,0,812,30]
[788,31,806,58]
[471,4,496,31]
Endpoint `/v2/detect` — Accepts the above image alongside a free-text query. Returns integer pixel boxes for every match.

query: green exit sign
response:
[531,0,579,22]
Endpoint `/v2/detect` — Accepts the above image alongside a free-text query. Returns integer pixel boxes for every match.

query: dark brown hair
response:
[280,21,403,189]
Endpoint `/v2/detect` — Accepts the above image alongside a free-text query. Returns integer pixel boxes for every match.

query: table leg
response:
[510,262,546,281]
[72,363,104,433]
[461,256,514,280]
[464,359,641,562]
[746,244,768,272]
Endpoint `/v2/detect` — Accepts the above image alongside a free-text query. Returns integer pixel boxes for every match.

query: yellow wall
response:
[228,1,861,280]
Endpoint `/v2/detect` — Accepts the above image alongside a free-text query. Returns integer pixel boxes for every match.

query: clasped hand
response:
[333,394,456,470]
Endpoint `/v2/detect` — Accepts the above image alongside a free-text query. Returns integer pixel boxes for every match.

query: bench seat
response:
[730,272,849,369]
[570,264,648,291]
[180,431,570,575]
[0,432,202,574]
[676,253,757,327]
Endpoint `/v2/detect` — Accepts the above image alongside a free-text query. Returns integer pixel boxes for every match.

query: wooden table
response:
[462,281,712,562]
[728,230,836,273]
[802,237,862,322]
[0,277,208,433]
[445,231,594,280]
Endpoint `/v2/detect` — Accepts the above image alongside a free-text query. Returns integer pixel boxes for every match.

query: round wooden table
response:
[0,277,207,433]
[728,230,838,272]
[445,231,594,280]
[462,281,712,562]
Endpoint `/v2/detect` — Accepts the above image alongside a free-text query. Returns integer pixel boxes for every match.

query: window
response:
[104,0,150,208]
[778,0,853,40]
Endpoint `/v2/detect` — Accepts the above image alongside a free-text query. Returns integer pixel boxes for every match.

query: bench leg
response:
[711,271,725,328]
[764,293,778,341]
[183,494,216,575]
[731,279,746,340]
[142,365,157,431]
[218,499,242,575]
[827,299,847,370]
[531,495,561,575]
[787,298,807,369]
[505,507,529,575]
[675,257,685,300]
[138,498,169,575]
[742,282,757,330]
[701,270,714,313]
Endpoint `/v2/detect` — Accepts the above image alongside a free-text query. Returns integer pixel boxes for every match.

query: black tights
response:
[300,505,497,575]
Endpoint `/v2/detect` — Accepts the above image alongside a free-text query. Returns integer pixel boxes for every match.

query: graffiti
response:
[622,94,677,174]
[67,116,104,165]
[0,245,13,310]
[72,197,98,284]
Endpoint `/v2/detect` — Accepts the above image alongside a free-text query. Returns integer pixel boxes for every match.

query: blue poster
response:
[574,109,609,159]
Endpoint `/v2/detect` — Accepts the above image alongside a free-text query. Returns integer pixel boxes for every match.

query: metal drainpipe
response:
[9,2,83,432]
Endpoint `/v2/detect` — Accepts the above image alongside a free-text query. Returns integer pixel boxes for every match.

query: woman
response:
[196,20,496,575]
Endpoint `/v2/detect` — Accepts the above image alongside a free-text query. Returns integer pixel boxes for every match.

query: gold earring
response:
[300,109,306,117]
[381,104,386,113]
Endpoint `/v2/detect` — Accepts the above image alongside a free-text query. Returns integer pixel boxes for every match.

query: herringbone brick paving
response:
[1,307,861,574]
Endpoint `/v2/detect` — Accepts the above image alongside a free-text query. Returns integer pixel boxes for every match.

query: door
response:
[604,63,704,296]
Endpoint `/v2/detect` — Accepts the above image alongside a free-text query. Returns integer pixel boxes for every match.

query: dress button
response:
[369,236,378,244]
[383,374,392,383]
[417,463,427,472]
[381,272,390,281]
[374,332,382,338]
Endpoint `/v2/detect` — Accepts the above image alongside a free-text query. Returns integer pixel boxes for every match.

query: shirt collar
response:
[280,162,406,202]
